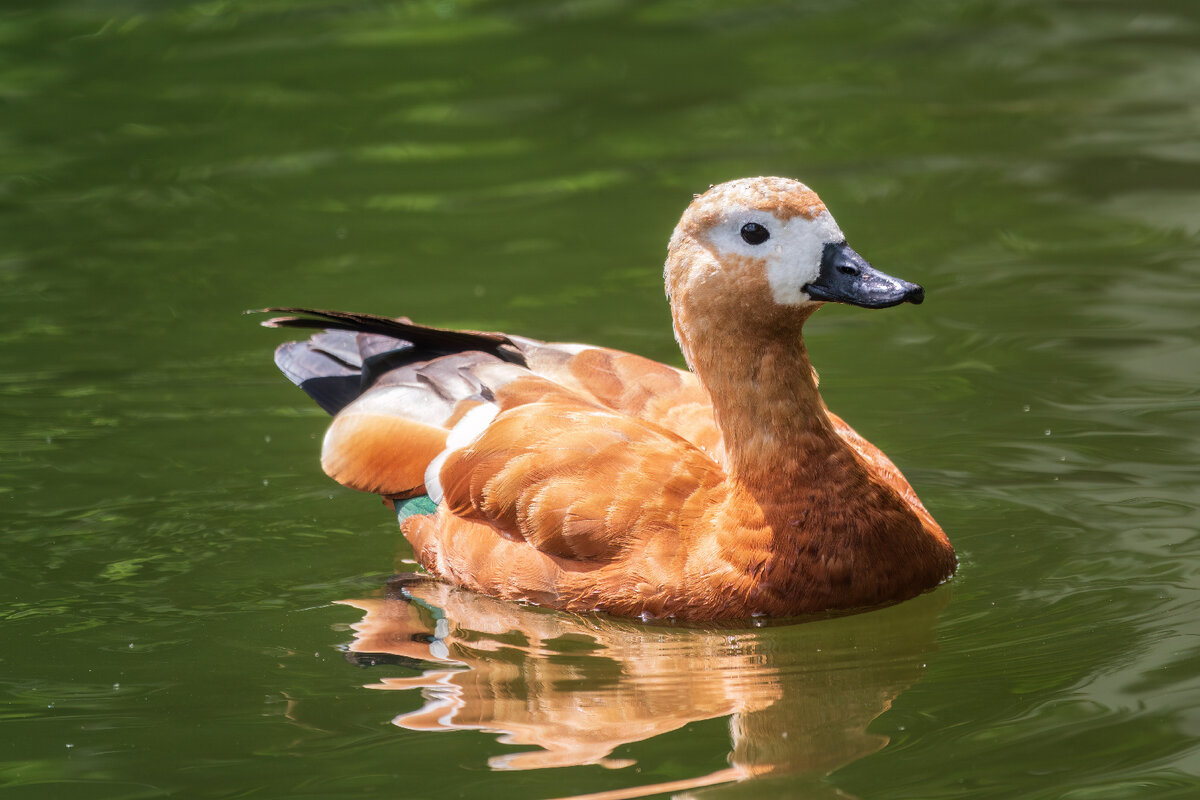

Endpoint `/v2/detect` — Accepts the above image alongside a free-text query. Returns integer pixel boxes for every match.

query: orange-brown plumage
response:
[322,412,446,497]
[264,176,955,620]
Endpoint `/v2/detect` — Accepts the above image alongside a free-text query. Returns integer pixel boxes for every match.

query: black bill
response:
[803,241,925,309]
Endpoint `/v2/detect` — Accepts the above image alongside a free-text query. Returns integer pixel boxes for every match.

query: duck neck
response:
[685,307,845,501]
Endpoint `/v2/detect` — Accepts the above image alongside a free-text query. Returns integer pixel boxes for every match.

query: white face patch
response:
[705,207,845,305]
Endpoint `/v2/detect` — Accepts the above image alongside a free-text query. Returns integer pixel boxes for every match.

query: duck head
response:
[665,177,924,363]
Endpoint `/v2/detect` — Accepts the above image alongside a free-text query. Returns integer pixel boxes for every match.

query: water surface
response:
[3,1,1199,798]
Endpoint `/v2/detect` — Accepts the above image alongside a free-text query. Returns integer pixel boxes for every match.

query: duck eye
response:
[740,222,770,245]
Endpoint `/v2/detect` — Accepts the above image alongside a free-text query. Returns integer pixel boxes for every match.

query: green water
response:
[3,1,1199,797]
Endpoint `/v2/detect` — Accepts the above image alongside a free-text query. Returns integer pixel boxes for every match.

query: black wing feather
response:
[256,307,526,416]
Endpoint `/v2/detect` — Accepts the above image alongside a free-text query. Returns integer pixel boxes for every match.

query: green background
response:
[3,1,1199,798]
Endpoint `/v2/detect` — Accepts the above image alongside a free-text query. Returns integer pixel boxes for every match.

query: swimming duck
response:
[263,176,955,621]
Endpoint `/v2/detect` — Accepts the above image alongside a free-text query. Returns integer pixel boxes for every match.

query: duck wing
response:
[261,309,732,611]
[405,383,728,612]
[261,309,722,497]
[504,337,722,458]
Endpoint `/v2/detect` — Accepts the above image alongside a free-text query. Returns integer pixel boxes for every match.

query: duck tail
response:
[256,307,515,355]
[252,308,525,416]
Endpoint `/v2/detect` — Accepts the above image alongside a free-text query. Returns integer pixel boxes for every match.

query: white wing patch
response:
[425,402,501,504]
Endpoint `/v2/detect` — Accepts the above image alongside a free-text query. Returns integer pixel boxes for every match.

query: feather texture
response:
[262,176,956,620]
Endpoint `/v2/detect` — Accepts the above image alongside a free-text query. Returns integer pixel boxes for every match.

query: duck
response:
[262,176,956,621]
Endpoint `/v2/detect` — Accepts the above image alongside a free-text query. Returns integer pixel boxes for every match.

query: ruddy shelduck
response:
[263,176,956,621]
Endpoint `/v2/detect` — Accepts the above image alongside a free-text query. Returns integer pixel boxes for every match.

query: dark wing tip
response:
[254,307,525,369]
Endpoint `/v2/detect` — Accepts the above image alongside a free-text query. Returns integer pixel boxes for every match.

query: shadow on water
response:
[333,575,950,800]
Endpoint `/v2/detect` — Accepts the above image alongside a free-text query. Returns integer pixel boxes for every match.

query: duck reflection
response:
[339,575,946,797]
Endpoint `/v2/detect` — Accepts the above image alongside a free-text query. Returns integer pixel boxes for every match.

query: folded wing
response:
[263,309,722,499]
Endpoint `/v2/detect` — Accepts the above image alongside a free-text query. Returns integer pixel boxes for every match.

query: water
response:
[2,0,1199,797]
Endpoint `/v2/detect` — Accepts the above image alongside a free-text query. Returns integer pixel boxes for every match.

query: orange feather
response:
[265,176,955,620]
[322,412,446,498]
